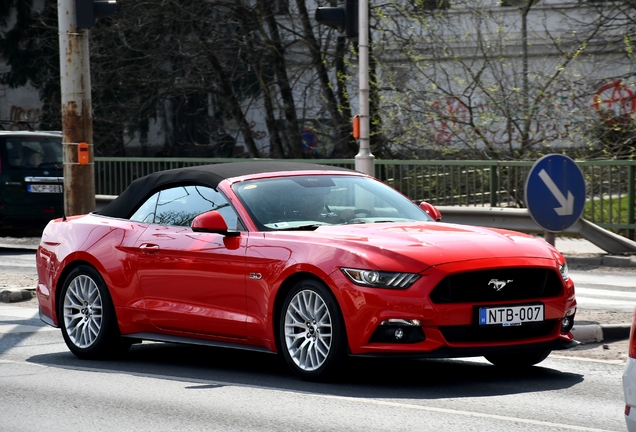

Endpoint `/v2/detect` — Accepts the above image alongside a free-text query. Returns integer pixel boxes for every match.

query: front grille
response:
[429,268,562,304]
[440,320,558,343]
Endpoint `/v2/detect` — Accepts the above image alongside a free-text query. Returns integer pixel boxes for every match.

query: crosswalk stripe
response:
[576,287,636,299]
[0,306,39,319]
[0,324,57,334]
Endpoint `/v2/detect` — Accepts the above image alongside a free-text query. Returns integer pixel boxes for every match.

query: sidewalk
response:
[555,236,636,269]
[0,236,39,250]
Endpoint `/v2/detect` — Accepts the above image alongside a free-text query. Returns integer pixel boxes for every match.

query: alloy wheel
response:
[283,289,333,372]
[63,274,103,349]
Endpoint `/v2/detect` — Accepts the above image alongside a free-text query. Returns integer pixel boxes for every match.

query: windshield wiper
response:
[274,224,322,231]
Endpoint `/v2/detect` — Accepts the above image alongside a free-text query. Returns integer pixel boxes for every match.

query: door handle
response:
[139,243,160,253]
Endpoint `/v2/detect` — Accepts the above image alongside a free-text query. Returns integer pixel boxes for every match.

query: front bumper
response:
[331,260,577,356]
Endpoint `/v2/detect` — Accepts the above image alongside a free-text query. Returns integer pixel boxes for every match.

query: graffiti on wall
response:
[592,80,636,118]
[429,80,635,146]
[249,120,268,140]
[4,106,41,130]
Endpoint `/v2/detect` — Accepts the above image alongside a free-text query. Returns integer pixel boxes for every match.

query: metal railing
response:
[94,157,636,238]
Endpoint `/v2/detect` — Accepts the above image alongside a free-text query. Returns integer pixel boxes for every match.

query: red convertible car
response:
[36,162,577,380]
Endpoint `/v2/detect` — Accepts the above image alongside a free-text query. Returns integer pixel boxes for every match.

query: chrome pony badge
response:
[488,279,513,291]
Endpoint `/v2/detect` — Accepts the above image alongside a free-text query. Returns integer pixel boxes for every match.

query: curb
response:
[0,288,34,303]
[0,242,38,251]
[571,323,632,344]
[565,254,636,268]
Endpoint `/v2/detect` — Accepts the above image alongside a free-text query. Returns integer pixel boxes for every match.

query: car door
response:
[133,185,249,338]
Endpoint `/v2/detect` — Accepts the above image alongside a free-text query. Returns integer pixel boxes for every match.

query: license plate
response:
[27,184,63,193]
[478,304,544,326]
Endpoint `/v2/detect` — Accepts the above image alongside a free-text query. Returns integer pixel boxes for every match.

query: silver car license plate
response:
[27,184,63,193]
[478,304,544,326]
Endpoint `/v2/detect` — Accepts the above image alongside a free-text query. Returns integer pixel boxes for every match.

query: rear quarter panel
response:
[37,214,148,328]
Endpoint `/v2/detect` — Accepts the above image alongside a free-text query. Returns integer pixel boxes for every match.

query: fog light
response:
[370,320,426,344]
[561,308,576,333]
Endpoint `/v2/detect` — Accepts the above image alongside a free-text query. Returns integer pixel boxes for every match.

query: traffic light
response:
[75,0,117,29]
[315,0,358,40]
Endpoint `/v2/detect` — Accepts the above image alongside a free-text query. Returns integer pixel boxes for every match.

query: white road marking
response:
[0,324,56,333]
[576,287,636,299]
[0,259,36,268]
[0,306,39,319]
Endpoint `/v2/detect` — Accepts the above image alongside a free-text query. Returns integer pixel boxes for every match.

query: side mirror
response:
[191,211,240,236]
[419,201,442,222]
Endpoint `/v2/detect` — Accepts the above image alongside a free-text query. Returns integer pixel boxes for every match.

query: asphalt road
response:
[0,248,634,430]
[0,296,631,432]
[0,314,627,432]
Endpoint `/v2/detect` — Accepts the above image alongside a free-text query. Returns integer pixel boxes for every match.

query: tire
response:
[484,350,551,368]
[279,279,347,381]
[59,265,130,359]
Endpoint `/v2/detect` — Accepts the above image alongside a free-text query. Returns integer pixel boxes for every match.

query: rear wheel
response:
[279,279,347,381]
[59,265,130,359]
[485,350,551,368]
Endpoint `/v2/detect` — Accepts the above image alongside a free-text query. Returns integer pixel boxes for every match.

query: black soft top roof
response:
[97,161,354,219]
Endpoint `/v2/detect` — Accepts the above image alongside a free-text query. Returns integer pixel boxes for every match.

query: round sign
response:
[301,129,317,151]
[524,154,586,232]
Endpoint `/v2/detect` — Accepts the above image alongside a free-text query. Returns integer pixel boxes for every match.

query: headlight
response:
[341,268,419,289]
[559,262,569,281]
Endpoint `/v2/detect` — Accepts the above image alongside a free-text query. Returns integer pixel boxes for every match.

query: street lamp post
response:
[507,0,539,134]
[314,0,374,176]
[508,1,551,243]
[355,0,374,176]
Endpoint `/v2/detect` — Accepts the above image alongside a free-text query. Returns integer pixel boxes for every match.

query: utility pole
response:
[354,0,374,177]
[58,0,95,216]
[57,0,116,216]
[315,0,374,177]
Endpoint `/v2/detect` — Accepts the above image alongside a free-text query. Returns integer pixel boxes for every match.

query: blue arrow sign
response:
[525,154,586,232]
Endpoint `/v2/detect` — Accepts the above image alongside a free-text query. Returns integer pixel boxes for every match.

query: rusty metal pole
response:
[58,0,95,216]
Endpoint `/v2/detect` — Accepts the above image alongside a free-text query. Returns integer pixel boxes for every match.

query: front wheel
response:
[59,265,130,359]
[279,279,347,381]
[484,350,551,368]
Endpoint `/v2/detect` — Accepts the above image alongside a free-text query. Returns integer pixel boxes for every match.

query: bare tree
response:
[0,0,362,158]
[4,0,631,161]
[369,0,626,160]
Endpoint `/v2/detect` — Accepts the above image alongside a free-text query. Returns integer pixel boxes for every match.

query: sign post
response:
[525,154,586,245]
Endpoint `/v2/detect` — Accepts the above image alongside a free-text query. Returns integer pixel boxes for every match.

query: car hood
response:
[271,222,559,272]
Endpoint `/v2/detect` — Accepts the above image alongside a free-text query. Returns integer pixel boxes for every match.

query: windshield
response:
[233,174,433,231]
[6,136,63,169]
